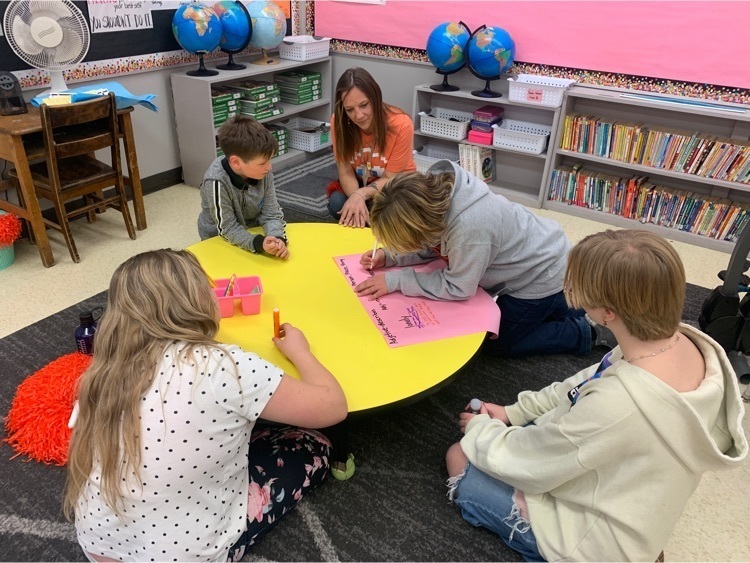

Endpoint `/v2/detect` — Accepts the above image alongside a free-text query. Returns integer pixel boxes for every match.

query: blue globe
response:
[426,22,470,74]
[213,1,251,53]
[246,0,287,51]
[467,26,515,79]
[172,3,223,54]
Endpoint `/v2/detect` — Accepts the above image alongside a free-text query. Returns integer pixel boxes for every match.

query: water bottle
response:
[75,308,101,355]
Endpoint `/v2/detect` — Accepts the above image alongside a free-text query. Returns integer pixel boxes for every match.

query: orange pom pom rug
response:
[4,352,91,466]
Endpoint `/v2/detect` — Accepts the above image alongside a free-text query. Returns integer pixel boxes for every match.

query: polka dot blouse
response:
[75,342,283,562]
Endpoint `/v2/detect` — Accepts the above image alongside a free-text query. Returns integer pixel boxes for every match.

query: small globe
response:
[213,0,251,53]
[426,22,470,74]
[467,26,515,79]
[172,3,223,54]
[246,0,287,51]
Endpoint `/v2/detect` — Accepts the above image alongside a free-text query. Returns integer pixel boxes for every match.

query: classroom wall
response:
[316,1,750,90]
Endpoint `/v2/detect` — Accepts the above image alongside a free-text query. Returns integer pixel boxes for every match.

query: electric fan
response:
[3,0,91,93]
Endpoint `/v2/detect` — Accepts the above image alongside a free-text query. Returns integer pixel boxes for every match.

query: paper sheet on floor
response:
[334,254,500,348]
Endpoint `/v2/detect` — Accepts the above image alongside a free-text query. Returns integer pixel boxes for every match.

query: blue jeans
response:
[327,190,348,219]
[483,290,591,357]
[450,463,545,562]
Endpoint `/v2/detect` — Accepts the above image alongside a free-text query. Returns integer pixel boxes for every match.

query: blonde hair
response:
[64,249,221,520]
[369,171,454,253]
[565,230,685,341]
[217,115,278,161]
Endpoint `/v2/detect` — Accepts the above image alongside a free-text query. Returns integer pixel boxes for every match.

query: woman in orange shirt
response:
[327,67,416,228]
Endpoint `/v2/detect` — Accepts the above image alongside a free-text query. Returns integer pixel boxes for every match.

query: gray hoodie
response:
[197,157,286,253]
[384,160,570,300]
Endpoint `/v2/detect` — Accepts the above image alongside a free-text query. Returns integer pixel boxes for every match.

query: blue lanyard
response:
[567,351,614,406]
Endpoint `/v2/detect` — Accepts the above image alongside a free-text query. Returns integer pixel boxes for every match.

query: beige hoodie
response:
[461,323,747,561]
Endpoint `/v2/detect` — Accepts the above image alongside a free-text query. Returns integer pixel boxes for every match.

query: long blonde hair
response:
[64,249,220,519]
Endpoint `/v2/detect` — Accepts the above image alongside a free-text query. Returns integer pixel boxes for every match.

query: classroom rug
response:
[274,151,337,219]
[0,279,712,561]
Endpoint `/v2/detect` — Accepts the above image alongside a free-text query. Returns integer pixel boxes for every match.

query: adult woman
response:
[446,230,747,561]
[64,250,347,562]
[327,67,416,227]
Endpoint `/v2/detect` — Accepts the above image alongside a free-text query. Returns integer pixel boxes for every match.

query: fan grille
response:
[3,0,90,72]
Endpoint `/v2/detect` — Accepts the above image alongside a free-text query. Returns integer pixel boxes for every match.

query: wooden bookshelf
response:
[545,85,750,252]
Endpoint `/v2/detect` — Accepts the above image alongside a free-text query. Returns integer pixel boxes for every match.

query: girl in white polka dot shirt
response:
[64,249,348,562]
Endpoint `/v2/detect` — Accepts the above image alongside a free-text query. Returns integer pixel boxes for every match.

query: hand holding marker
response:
[469,398,482,414]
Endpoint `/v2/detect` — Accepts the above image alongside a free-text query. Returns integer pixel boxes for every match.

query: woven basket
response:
[0,244,14,270]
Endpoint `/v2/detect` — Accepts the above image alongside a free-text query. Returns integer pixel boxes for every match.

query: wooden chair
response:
[9,93,136,263]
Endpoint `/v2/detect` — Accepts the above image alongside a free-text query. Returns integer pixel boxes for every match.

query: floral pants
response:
[228,424,332,560]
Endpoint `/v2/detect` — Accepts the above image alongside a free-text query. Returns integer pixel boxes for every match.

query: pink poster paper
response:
[334,254,500,348]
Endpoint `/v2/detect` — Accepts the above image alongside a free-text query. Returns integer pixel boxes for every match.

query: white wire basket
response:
[508,74,575,107]
[418,107,473,140]
[278,117,332,152]
[278,36,331,61]
[492,119,552,155]
[413,144,460,173]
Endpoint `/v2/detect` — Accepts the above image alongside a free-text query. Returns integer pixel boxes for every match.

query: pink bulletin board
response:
[315,1,750,90]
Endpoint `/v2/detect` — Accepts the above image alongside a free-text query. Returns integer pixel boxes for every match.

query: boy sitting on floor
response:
[197,115,289,259]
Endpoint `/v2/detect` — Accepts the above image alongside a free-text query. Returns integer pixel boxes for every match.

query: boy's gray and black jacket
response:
[197,156,287,253]
[384,159,570,300]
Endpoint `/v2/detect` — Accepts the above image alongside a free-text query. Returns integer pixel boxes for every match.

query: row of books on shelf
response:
[459,143,495,183]
[559,114,750,185]
[548,165,750,242]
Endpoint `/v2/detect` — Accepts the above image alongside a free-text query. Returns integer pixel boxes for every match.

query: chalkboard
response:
[0,2,180,72]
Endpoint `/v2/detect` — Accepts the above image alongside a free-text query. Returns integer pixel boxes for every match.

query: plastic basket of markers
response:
[213,276,263,317]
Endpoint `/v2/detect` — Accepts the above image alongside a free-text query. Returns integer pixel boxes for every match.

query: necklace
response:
[625,334,681,363]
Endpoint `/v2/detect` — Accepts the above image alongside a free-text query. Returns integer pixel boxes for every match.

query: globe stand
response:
[251,49,280,65]
[471,79,502,98]
[216,51,246,71]
[187,53,219,77]
[430,72,460,92]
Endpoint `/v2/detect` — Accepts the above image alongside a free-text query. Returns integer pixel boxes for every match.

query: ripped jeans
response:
[448,463,545,562]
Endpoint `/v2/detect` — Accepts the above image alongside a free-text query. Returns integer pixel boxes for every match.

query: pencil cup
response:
[213,276,263,317]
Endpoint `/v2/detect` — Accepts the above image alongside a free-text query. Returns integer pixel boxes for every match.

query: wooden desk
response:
[187,224,488,414]
[0,105,147,267]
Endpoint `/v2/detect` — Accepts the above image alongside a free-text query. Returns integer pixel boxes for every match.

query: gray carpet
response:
[0,273,712,561]
[274,151,337,219]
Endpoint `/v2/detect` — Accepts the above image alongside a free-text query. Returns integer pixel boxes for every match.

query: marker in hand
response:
[469,398,482,414]
[273,308,281,338]
[370,239,378,270]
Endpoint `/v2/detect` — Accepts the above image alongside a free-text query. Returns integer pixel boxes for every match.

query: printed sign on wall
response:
[87,0,154,33]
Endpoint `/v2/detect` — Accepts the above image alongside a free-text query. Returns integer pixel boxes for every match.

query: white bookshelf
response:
[411,82,562,208]
[171,56,332,187]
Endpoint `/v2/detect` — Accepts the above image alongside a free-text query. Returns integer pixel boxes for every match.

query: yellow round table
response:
[187,223,487,414]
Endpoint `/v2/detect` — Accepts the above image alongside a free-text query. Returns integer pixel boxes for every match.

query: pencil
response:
[370,238,378,270]
[224,273,236,297]
[273,308,281,338]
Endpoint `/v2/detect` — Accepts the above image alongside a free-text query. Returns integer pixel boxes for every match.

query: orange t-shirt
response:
[331,110,416,183]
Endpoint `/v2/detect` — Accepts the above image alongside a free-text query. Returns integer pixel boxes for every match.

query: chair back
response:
[40,93,121,169]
